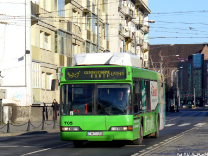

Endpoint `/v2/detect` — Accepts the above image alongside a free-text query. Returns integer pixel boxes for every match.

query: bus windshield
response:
[60,84,132,115]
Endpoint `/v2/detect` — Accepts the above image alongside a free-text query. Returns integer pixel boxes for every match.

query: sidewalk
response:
[133,123,208,156]
[0,120,60,137]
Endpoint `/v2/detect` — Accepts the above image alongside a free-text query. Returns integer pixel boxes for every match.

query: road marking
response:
[132,126,198,156]
[194,123,206,127]
[178,123,191,127]
[166,116,180,122]
[165,124,175,127]
[21,143,72,156]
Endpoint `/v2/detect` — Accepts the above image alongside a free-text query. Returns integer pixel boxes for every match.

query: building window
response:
[73,10,78,25]
[86,41,90,53]
[104,23,109,40]
[58,0,65,17]
[46,73,52,90]
[102,0,108,13]
[57,30,72,56]
[44,0,50,11]
[40,31,51,50]
[32,62,41,88]
[44,33,50,50]
[86,13,91,31]
[40,31,43,49]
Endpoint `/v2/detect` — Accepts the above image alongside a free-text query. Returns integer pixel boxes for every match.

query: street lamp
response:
[97,0,99,53]
[176,70,180,112]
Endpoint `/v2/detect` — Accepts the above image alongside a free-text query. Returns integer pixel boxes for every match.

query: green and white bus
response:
[60,53,166,147]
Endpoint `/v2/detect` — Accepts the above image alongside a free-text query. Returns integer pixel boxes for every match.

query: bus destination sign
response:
[65,67,126,80]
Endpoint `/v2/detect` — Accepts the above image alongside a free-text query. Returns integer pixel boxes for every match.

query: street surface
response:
[0,108,208,156]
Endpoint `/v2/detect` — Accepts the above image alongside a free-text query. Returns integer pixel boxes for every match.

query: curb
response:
[0,130,60,137]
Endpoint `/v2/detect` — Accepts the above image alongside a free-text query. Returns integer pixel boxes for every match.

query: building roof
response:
[149,44,207,68]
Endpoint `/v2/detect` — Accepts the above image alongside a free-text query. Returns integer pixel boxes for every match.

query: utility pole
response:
[176,70,179,112]
[97,0,99,53]
[134,33,137,55]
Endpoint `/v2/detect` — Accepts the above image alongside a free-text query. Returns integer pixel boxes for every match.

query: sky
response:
[149,0,208,45]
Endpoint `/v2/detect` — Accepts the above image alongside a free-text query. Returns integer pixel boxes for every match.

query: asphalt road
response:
[0,108,208,156]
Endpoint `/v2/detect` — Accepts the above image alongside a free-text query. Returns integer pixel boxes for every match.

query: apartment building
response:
[0,0,109,108]
[108,0,151,68]
[0,0,150,109]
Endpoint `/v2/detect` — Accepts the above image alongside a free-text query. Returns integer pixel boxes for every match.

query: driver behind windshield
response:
[113,90,127,111]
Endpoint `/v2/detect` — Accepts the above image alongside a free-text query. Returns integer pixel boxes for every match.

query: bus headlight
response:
[60,127,82,131]
[110,126,133,131]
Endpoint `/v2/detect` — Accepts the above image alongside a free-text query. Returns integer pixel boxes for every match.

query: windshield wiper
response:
[97,102,111,115]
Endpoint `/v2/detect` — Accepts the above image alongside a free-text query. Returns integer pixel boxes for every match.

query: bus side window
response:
[133,78,139,114]
[145,80,151,111]
[138,80,142,111]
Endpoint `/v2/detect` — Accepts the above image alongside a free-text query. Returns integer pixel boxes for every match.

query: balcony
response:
[142,25,149,32]
[31,1,40,24]
[83,0,91,12]
[72,24,82,38]
[133,11,144,26]
[134,0,151,14]
[143,42,149,52]
[125,30,133,39]
[119,24,124,35]
[31,2,39,17]
[137,37,144,46]
[123,7,134,19]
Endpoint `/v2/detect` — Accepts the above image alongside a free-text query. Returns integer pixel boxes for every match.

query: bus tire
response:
[73,141,83,147]
[153,117,159,138]
[133,124,143,145]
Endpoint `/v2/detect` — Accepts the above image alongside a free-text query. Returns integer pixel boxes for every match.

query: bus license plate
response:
[87,132,103,136]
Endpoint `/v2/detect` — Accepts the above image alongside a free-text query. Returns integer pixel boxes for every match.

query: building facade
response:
[0,0,150,109]
[109,0,150,68]
[178,51,208,107]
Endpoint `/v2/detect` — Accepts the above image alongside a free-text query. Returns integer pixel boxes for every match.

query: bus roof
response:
[72,53,142,68]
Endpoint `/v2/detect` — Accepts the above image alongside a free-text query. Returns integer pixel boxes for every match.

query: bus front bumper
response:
[61,131,133,141]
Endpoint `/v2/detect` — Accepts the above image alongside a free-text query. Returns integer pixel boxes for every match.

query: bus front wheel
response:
[73,141,83,147]
[133,125,143,145]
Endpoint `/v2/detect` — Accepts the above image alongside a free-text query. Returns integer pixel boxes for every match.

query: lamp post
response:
[97,0,99,53]
[176,70,180,112]
[194,88,196,108]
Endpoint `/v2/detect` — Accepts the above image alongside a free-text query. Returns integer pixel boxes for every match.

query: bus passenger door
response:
[133,78,141,140]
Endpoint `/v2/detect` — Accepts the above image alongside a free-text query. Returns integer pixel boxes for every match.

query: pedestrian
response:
[52,99,59,120]
[42,103,46,121]
[45,103,48,120]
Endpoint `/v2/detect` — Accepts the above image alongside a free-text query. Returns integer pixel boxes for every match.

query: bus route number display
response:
[65,67,126,80]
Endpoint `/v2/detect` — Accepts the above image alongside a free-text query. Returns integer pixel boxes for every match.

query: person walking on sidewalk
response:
[52,99,59,120]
